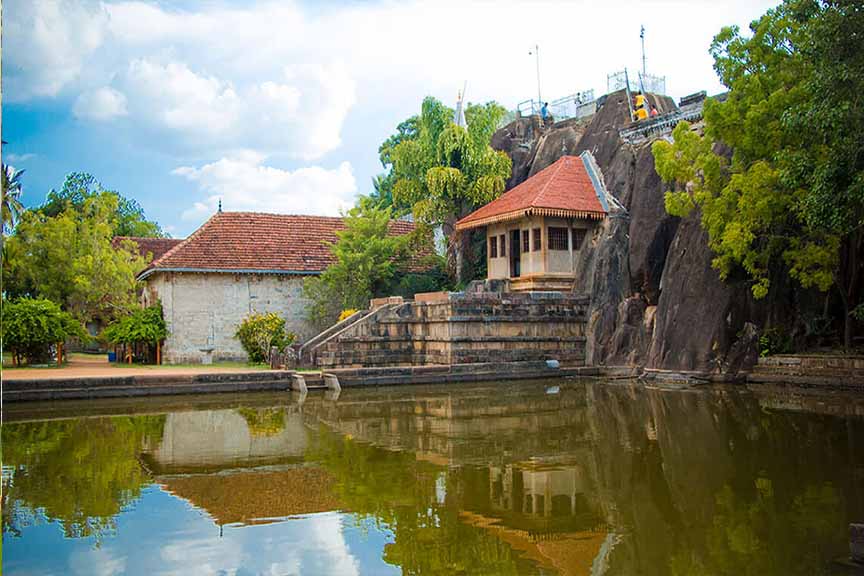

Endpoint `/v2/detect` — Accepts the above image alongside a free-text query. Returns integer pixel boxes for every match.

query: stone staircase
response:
[747,355,864,390]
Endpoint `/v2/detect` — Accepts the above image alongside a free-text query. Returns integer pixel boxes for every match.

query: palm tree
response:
[2,163,25,234]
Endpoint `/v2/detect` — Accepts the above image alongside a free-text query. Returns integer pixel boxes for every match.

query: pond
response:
[3,380,864,575]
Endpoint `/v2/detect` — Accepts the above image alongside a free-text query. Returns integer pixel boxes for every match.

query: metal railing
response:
[607,70,666,95]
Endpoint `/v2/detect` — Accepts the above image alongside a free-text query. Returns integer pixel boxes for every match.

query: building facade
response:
[138,212,420,364]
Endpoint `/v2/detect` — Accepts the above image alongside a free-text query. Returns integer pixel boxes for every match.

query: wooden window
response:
[532,228,541,252]
[489,236,498,258]
[499,234,506,257]
[522,229,530,253]
[572,228,587,250]
[548,227,569,250]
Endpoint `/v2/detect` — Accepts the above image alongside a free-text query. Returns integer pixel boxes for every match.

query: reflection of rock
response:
[145,408,306,473]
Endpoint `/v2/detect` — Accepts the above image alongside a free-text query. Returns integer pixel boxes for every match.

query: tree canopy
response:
[1,297,86,364]
[369,97,511,280]
[40,172,164,238]
[2,164,26,235]
[303,204,439,329]
[101,304,168,346]
[652,0,864,347]
[3,193,150,321]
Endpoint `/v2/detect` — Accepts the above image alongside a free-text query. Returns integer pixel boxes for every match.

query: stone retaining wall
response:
[313,289,589,369]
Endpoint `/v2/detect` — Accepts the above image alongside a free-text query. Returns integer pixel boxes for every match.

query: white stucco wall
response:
[144,272,315,363]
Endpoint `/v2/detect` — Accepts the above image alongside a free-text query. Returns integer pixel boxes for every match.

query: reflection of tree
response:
[307,425,536,575]
[2,415,165,539]
[236,407,287,437]
[585,383,857,576]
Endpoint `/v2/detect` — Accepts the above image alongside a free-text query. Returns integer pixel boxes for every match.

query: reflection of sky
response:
[3,485,399,576]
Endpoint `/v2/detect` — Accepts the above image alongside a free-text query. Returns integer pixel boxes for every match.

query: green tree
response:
[41,172,164,238]
[1,164,26,234]
[379,97,511,280]
[304,204,415,329]
[101,304,168,347]
[234,312,295,363]
[1,297,86,364]
[652,0,864,348]
[3,193,150,321]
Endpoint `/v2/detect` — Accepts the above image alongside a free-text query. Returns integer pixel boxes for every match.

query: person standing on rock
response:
[541,102,551,126]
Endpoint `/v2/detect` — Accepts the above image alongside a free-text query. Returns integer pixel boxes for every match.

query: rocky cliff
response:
[492,90,761,375]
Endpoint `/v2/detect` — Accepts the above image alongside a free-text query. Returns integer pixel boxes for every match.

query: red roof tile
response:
[455,155,607,230]
[138,212,427,279]
[113,236,184,262]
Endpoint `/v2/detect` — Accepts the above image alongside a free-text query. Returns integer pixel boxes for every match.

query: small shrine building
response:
[455,152,609,291]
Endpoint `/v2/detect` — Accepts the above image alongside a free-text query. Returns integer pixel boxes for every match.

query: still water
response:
[3,380,864,575]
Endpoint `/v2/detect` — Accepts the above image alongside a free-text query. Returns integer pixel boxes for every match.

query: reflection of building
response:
[143,407,307,474]
[160,467,342,527]
[143,406,341,528]
[462,464,608,576]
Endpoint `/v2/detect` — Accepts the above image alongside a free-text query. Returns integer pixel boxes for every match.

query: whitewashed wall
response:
[144,272,315,363]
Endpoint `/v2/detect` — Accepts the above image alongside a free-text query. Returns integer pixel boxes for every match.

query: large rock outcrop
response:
[492,90,758,375]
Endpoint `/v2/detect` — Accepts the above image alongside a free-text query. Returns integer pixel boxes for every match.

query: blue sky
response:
[3,0,779,237]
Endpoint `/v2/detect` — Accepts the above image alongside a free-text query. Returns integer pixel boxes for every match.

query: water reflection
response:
[3,381,864,575]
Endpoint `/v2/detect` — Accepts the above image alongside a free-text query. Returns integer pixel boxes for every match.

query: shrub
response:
[338,309,359,322]
[235,312,295,363]
[759,327,793,358]
[1,298,85,364]
[101,304,167,346]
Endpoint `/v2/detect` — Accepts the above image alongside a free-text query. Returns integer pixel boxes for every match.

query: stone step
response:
[747,372,863,390]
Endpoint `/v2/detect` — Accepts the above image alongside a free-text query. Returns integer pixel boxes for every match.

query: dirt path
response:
[2,354,269,381]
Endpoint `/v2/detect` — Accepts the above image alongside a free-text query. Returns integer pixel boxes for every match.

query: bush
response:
[1,298,85,364]
[759,327,793,358]
[235,312,295,363]
[338,309,359,322]
[101,304,167,346]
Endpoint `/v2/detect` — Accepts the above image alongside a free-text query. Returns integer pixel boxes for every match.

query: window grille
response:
[489,236,498,258]
[499,234,506,257]
[548,227,569,250]
[532,228,541,252]
[522,230,529,253]
[572,228,587,250]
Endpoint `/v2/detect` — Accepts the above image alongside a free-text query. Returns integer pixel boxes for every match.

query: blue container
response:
[107,352,117,363]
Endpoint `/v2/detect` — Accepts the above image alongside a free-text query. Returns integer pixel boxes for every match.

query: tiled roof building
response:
[139,211,428,363]
[139,212,424,279]
[456,152,609,291]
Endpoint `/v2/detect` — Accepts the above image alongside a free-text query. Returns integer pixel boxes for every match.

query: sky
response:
[3,0,779,238]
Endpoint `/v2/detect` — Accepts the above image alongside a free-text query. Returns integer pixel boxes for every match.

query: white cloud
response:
[174,152,357,221]
[73,87,129,121]
[5,153,36,163]
[4,0,108,101]
[123,60,241,136]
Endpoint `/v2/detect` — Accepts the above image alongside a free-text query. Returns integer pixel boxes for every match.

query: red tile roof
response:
[138,212,428,280]
[113,236,184,262]
[455,155,607,230]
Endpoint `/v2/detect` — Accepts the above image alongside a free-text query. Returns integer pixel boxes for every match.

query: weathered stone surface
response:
[311,289,589,369]
[646,214,750,372]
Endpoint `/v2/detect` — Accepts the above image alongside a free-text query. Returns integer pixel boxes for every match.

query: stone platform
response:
[304,283,589,370]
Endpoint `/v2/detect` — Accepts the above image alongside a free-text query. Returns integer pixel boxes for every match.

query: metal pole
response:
[529,44,541,112]
[640,26,647,79]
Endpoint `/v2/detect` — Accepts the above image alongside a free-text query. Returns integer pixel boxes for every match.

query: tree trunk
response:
[837,229,863,351]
